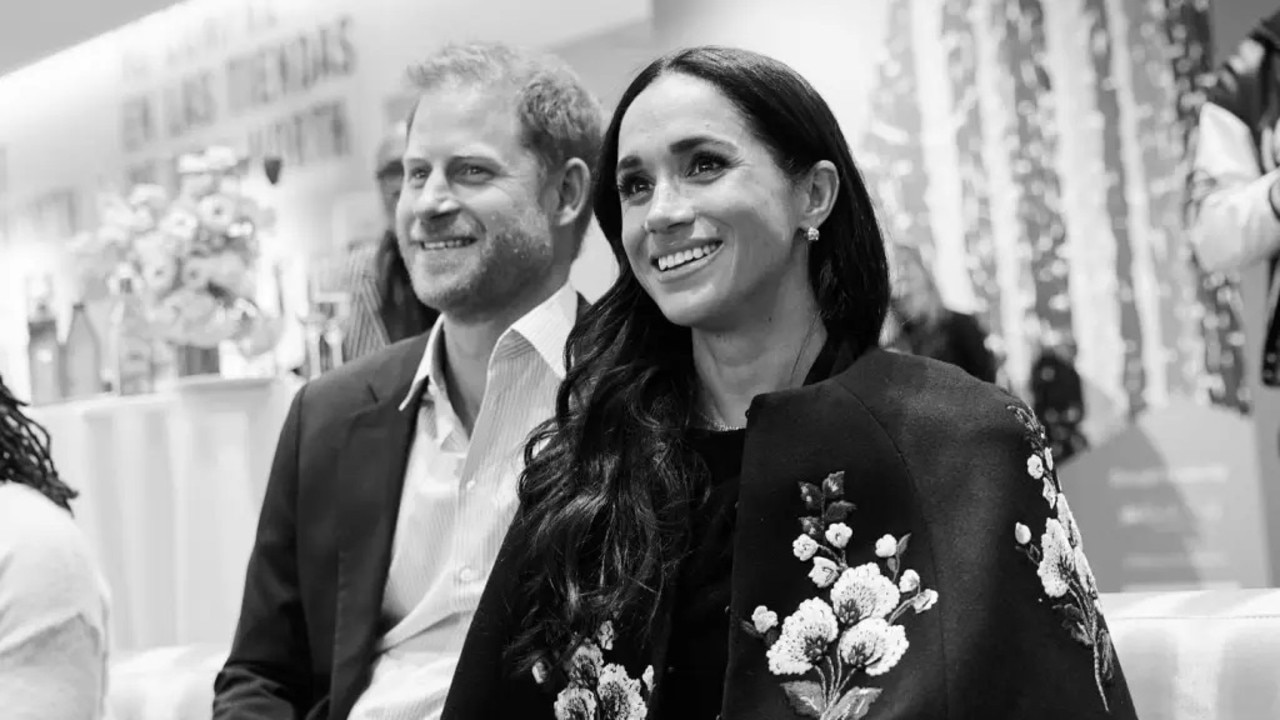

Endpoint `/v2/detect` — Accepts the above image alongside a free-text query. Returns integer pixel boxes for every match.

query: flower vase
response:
[173,344,221,378]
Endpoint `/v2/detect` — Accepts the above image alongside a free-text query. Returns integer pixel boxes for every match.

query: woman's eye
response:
[690,153,727,176]
[617,176,652,199]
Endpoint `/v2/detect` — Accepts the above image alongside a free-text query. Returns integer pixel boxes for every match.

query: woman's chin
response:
[653,294,729,331]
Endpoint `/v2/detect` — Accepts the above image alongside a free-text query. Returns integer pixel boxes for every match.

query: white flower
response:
[875,534,898,558]
[825,522,853,549]
[1044,447,1055,472]
[554,686,598,720]
[912,588,938,613]
[597,663,648,720]
[566,643,605,687]
[838,618,909,676]
[793,534,819,562]
[642,665,655,693]
[203,145,240,171]
[1043,478,1058,508]
[1015,523,1032,545]
[1037,519,1075,598]
[752,606,779,634]
[765,598,838,676]
[898,569,920,593]
[1075,546,1098,598]
[198,193,238,233]
[160,209,200,242]
[1027,454,1045,480]
[532,659,549,685]
[809,557,839,588]
[1056,494,1082,549]
[597,620,616,651]
[830,563,900,624]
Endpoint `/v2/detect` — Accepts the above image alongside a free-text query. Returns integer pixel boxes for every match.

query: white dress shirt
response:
[1188,101,1280,273]
[347,282,576,720]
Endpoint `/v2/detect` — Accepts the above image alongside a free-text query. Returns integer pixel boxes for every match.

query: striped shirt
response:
[338,242,392,361]
[346,282,576,720]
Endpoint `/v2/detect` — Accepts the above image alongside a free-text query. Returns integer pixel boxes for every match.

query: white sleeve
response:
[1188,102,1280,273]
[0,495,110,720]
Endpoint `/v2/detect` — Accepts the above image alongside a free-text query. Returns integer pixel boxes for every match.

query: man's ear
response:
[549,158,592,229]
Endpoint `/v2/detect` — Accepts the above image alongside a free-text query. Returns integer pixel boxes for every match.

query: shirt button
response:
[458,566,478,583]
[465,479,477,492]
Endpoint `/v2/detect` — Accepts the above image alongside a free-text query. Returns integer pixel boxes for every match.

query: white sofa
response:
[108,590,1280,720]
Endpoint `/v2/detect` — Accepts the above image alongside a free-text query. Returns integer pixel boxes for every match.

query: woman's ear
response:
[796,159,839,232]
[549,157,592,230]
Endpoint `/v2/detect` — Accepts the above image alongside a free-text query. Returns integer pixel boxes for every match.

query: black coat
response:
[442,347,1137,719]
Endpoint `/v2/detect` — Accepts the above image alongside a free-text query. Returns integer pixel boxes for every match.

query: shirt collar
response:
[398,282,577,411]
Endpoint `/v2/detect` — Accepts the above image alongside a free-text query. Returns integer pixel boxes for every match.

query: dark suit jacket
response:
[442,348,1137,719]
[213,334,431,720]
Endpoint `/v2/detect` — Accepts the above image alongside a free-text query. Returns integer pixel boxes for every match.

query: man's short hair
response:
[405,42,604,242]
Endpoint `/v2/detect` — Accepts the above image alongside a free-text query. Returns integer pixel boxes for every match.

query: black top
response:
[659,428,745,718]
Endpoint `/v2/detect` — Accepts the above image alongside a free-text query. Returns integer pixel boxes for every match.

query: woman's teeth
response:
[656,241,722,271]
[423,237,475,250]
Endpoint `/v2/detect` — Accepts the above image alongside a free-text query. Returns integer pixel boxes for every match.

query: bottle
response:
[26,298,62,405]
[61,302,103,398]
[113,276,155,395]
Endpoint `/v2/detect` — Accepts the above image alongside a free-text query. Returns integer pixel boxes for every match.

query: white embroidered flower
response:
[1026,454,1045,480]
[809,557,839,588]
[1075,546,1098,598]
[899,569,920,593]
[597,663,648,720]
[554,686,598,720]
[875,534,898,558]
[566,642,605,687]
[1056,494,1082,549]
[1015,522,1032,545]
[1043,478,1058,508]
[830,563,900,624]
[642,665,655,693]
[838,618,909,676]
[532,659,550,685]
[1037,519,1075,598]
[752,606,779,634]
[597,620,616,651]
[1044,447,1055,472]
[766,598,839,676]
[825,522,853,549]
[912,588,938,613]
[793,534,820,562]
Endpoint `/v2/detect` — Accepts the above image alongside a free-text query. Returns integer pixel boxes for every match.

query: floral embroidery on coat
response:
[1008,403,1117,712]
[536,620,653,720]
[744,471,938,720]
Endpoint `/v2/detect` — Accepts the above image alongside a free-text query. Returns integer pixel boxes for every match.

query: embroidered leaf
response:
[740,619,763,639]
[1098,626,1115,680]
[896,533,911,558]
[887,557,899,577]
[1058,603,1087,626]
[781,680,827,718]
[766,627,781,647]
[800,482,825,513]
[823,686,882,720]
[801,516,825,540]
[822,471,846,499]
[1062,617,1091,645]
[824,501,856,524]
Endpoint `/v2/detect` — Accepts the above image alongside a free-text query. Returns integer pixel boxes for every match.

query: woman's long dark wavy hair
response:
[0,375,77,512]
[506,46,890,673]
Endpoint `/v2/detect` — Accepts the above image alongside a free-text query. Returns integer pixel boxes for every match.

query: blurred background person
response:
[886,243,998,383]
[1030,345,1089,464]
[1187,9,1280,387]
[340,128,440,361]
[0,374,110,720]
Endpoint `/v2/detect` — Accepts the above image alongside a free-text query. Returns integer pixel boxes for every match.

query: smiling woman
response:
[442,46,1138,720]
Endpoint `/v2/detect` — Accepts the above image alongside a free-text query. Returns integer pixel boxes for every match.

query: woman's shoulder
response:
[0,484,108,637]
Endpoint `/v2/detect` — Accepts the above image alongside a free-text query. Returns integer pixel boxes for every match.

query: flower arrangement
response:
[743,471,937,720]
[69,146,274,349]
[537,620,653,720]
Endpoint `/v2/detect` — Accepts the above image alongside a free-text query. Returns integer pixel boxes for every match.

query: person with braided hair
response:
[0,374,111,719]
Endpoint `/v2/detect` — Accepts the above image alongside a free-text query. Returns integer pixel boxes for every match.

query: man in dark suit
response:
[213,42,603,720]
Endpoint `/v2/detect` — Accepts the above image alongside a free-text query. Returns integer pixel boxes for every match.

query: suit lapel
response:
[329,336,430,719]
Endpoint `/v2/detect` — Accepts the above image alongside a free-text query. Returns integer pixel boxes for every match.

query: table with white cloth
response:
[27,376,303,653]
